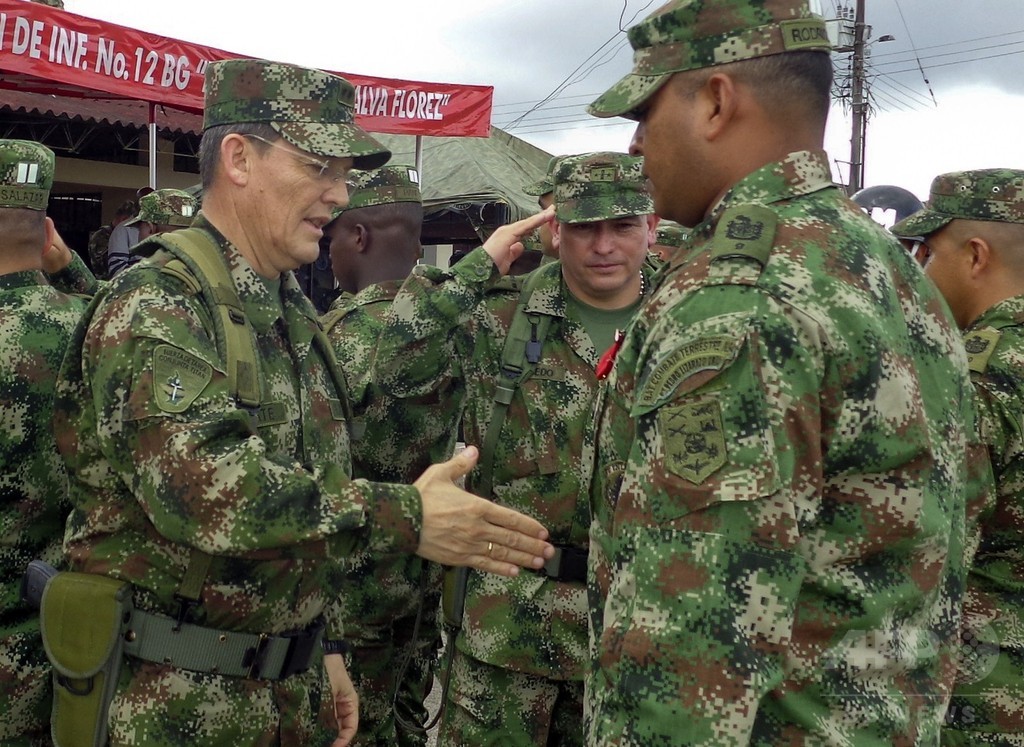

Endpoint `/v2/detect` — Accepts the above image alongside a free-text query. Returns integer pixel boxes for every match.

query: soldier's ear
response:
[220,134,252,187]
[968,237,992,279]
[41,216,55,255]
[354,223,370,254]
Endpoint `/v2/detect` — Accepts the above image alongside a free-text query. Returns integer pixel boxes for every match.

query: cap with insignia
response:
[523,156,562,197]
[343,165,421,212]
[589,0,831,119]
[553,152,653,224]
[891,169,1024,238]
[203,58,390,170]
[0,139,55,211]
[126,188,198,228]
[655,220,690,247]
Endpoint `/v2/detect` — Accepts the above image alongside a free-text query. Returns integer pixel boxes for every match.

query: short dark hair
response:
[684,51,833,124]
[197,122,278,189]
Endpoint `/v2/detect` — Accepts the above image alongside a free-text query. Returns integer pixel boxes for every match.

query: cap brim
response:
[890,209,953,238]
[523,180,553,197]
[274,121,391,171]
[123,215,143,227]
[588,72,671,120]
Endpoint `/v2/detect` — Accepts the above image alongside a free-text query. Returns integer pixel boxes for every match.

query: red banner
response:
[0,0,492,137]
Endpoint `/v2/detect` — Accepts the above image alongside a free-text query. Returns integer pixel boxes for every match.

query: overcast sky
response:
[63,0,1024,203]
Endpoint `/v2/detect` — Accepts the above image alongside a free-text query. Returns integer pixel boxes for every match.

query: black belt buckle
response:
[542,546,588,584]
[278,623,324,680]
[243,633,270,680]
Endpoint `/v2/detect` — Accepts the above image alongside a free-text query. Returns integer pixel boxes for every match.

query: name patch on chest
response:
[530,365,566,382]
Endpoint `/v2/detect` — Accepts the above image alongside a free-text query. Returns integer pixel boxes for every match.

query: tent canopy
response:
[374,126,551,245]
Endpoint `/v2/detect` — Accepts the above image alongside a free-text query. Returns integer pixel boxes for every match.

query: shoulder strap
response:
[477,268,555,498]
[964,327,1003,374]
[155,230,261,409]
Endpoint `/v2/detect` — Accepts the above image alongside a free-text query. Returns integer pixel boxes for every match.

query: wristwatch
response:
[321,638,350,656]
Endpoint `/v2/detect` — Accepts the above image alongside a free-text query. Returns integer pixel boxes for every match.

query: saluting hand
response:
[483,206,555,275]
[415,445,554,576]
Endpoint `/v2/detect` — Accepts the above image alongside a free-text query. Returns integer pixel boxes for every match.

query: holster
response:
[441,566,469,632]
[40,572,132,747]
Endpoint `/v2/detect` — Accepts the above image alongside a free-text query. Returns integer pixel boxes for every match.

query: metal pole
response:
[148,102,157,189]
[849,0,867,194]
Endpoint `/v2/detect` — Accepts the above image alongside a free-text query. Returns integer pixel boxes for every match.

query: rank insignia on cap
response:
[589,166,617,182]
[16,162,40,184]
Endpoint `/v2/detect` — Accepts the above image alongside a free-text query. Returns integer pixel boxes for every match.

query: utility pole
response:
[848,0,867,194]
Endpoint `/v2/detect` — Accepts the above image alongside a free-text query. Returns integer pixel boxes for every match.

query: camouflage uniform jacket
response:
[55,212,422,638]
[322,281,451,640]
[0,266,90,741]
[944,295,1024,743]
[378,250,653,679]
[586,150,977,745]
[87,224,112,281]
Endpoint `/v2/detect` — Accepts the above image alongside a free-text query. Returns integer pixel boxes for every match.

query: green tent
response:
[373,126,552,246]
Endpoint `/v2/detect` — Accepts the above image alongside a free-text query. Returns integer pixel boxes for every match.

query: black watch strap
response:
[322,638,350,656]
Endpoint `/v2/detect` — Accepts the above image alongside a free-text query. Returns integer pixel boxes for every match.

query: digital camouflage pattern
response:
[654,219,690,248]
[377,246,655,745]
[203,58,390,169]
[0,268,90,746]
[322,282,449,747]
[553,152,652,224]
[586,150,978,744]
[125,188,198,228]
[0,139,54,211]
[340,165,421,213]
[891,169,1024,239]
[53,213,422,745]
[588,0,831,119]
[87,224,113,280]
[523,155,562,198]
[943,296,1024,745]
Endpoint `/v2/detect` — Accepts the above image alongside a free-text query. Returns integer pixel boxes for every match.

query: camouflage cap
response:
[203,58,390,170]
[126,188,198,228]
[0,139,54,210]
[523,156,562,197]
[891,169,1024,238]
[553,152,653,223]
[589,0,830,119]
[654,219,690,247]
[343,165,421,212]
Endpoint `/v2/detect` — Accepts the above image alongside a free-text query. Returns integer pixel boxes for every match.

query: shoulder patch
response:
[152,343,213,413]
[711,205,778,267]
[661,397,727,484]
[964,328,1002,374]
[638,335,740,408]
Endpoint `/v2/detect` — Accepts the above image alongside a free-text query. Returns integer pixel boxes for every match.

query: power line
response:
[891,0,937,104]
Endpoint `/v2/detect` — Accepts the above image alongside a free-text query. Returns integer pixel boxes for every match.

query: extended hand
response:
[415,445,554,576]
[483,206,555,275]
[325,653,358,747]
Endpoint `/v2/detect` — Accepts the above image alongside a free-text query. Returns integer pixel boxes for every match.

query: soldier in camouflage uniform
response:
[0,139,91,746]
[523,156,562,260]
[892,170,1024,746]
[123,188,198,242]
[377,152,657,746]
[651,219,688,261]
[87,200,134,281]
[320,165,445,747]
[52,58,553,747]
[583,0,981,743]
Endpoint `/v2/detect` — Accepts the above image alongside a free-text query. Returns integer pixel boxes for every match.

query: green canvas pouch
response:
[40,572,132,747]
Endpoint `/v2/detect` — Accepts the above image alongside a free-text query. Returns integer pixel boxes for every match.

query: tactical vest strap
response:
[157,230,261,408]
[477,268,555,499]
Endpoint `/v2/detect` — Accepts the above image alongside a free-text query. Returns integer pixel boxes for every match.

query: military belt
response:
[539,545,588,584]
[122,609,324,681]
